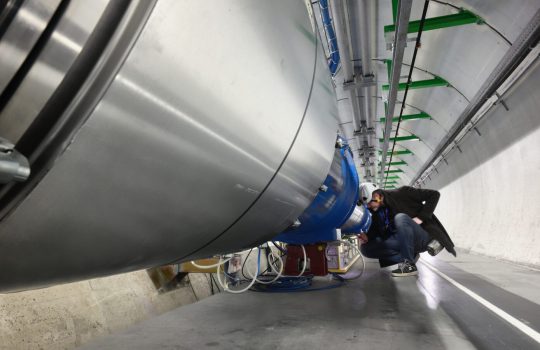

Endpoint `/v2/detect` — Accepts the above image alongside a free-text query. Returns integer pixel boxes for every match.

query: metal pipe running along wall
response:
[0,1,360,292]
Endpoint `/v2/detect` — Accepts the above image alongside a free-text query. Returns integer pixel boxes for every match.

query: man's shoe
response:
[391,261,418,277]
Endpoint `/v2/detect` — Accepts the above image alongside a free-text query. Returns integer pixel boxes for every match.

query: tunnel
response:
[0,0,539,349]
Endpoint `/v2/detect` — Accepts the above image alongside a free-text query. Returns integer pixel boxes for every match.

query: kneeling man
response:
[358,183,456,277]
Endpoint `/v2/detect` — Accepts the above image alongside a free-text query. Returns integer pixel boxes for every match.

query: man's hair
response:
[373,189,384,196]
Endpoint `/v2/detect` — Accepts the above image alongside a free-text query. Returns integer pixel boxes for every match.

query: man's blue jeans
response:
[360,213,431,265]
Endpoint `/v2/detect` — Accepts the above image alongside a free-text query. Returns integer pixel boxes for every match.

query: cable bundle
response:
[190,240,360,293]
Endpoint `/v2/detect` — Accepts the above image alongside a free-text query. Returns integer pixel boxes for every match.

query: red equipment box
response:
[284,243,328,276]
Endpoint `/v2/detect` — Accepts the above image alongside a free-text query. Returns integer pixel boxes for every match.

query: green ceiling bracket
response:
[385,169,404,174]
[384,9,483,34]
[380,112,431,123]
[379,135,420,142]
[385,176,400,179]
[379,149,414,156]
[392,0,399,24]
[379,161,407,167]
[392,150,413,155]
[387,160,407,166]
[382,76,449,91]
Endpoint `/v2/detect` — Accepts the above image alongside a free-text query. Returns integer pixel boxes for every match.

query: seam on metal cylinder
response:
[0,0,25,43]
[0,0,71,114]
[0,0,157,222]
[172,25,321,263]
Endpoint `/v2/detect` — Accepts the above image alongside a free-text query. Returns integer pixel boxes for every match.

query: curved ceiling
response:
[312,0,540,189]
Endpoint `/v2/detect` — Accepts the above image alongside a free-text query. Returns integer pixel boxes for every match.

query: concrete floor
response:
[79,251,540,350]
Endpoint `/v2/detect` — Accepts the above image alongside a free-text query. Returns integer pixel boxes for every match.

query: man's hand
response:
[358,233,368,244]
[412,217,423,225]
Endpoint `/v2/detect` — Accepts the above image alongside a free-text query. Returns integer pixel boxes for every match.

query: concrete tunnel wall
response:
[423,58,540,268]
[0,271,214,349]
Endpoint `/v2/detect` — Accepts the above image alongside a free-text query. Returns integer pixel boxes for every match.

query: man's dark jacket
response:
[367,186,456,257]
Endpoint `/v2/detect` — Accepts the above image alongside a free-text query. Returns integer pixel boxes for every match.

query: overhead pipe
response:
[315,0,358,163]
[319,0,340,75]
[379,0,413,186]
[357,0,378,182]
[329,0,354,81]
[329,0,367,178]
[368,0,379,183]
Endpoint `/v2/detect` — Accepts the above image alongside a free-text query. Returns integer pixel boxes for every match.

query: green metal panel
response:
[387,160,407,166]
[392,0,399,24]
[380,112,431,123]
[384,9,483,33]
[382,76,449,91]
[385,169,403,174]
[379,135,420,142]
[379,149,414,156]
[378,161,407,167]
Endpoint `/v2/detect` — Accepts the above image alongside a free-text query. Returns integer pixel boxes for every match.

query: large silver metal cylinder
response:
[0,1,338,291]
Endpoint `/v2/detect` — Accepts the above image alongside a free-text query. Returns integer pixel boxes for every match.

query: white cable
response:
[254,250,284,284]
[217,254,260,294]
[325,239,365,278]
[341,239,366,278]
[190,256,232,269]
[277,243,306,277]
[268,250,281,274]
[258,246,280,274]
[241,247,260,279]
[215,242,304,292]
[297,244,307,276]
[256,242,304,279]
[325,244,333,261]
[242,246,284,284]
